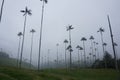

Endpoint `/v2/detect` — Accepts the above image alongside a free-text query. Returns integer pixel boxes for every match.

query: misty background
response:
[0,0,120,66]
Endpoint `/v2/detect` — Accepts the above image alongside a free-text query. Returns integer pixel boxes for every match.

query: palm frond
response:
[64,39,68,43]
[30,29,36,33]
[20,10,25,13]
[44,0,48,3]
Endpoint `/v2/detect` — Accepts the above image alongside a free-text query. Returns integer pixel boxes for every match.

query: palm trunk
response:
[100,32,107,68]
[96,45,99,60]
[38,1,45,70]
[17,36,21,67]
[57,45,59,68]
[69,30,72,69]
[107,15,119,71]
[47,49,50,69]
[78,49,80,68]
[19,14,27,68]
[0,0,4,22]
[83,41,86,67]
[93,42,96,61]
[65,43,67,69]
[80,50,82,67]
[30,33,34,69]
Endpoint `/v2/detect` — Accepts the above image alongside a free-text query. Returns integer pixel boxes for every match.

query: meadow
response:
[0,67,119,80]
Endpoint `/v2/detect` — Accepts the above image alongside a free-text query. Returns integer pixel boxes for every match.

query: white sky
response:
[0,0,120,65]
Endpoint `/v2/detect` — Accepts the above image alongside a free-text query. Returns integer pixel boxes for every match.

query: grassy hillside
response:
[0,57,35,69]
[0,67,119,80]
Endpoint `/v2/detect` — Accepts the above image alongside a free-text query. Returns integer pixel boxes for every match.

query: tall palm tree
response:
[89,53,92,64]
[103,42,107,68]
[56,43,59,68]
[103,42,107,51]
[93,41,97,61]
[66,25,74,69]
[93,55,96,62]
[64,39,68,69]
[95,42,99,60]
[97,27,107,68]
[0,0,5,22]
[81,37,87,67]
[17,32,23,67]
[76,45,80,68]
[38,0,48,71]
[79,46,83,65]
[114,42,118,60]
[19,7,32,68]
[47,49,50,69]
[89,36,94,55]
[29,29,36,69]
[107,15,118,71]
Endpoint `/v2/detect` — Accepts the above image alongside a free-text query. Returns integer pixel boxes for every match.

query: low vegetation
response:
[0,67,119,80]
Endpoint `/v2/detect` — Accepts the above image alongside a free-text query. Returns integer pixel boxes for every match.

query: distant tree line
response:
[0,51,9,58]
[92,51,120,70]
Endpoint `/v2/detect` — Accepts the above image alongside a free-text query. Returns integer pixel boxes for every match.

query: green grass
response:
[0,57,35,69]
[0,67,119,80]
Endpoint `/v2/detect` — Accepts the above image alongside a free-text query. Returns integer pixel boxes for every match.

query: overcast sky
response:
[0,0,120,65]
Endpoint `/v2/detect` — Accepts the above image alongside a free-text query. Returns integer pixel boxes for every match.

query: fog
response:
[0,0,120,66]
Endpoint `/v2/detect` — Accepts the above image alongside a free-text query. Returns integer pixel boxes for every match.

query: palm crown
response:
[20,7,32,16]
[103,42,107,46]
[40,0,48,3]
[30,29,36,33]
[89,36,94,40]
[81,37,87,41]
[97,27,104,33]
[76,45,80,49]
[64,39,68,43]
[67,25,74,31]
[17,32,22,36]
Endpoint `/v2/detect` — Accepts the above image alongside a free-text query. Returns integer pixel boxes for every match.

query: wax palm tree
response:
[95,42,99,60]
[107,15,118,71]
[76,45,80,68]
[17,32,23,67]
[19,7,32,68]
[81,37,87,67]
[38,0,48,71]
[97,27,107,68]
[103,42,107,51]
[0,0,5,22]
[56,43,59,67]
[93,55,96,62]
[114,42,118,60]
[29,29,35,69]
[66,25,74,69]
[79,46,83,64]
[89,36,94,54]
[89,53,92,64]
[93,41,97,61]
[103,42,107,68]
[64,39,68,69]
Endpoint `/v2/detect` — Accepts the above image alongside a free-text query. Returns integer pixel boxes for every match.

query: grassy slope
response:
[0,57,35,69]
[0,67,119,80]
